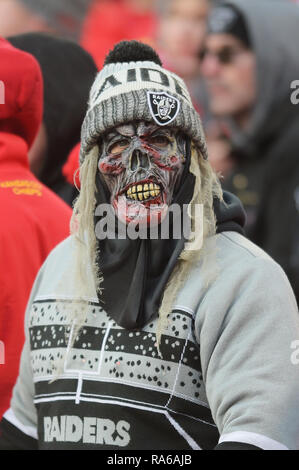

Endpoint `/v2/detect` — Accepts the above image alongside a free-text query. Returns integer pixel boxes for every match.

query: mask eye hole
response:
[109,139,130,154]
[148,135,170,148]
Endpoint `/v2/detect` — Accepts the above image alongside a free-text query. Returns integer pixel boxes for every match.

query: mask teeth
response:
[126,182,161,201]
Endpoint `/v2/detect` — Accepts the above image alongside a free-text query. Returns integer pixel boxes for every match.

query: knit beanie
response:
[80,40,208,164]
[207,5,251,48]
[18,0,93,41]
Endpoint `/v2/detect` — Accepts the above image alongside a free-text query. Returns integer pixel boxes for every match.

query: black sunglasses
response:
[199,45,248,65]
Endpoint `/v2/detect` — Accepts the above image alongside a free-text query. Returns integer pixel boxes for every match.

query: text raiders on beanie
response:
[80,40,208,164]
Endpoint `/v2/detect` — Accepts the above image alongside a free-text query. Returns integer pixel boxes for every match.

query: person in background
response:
[62,143,81,201]
[0,0,92,42]
[157,0,211,119]
[80,0,158,69]
[8,33,98,206]
[201,0,299,302]
[0,38,72,418]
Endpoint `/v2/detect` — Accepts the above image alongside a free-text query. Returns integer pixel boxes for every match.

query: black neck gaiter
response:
[94,141,195,330]
[93,145,246,330]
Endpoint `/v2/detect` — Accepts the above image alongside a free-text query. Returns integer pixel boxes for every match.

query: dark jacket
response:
[221,0,299,301]
[8,33,98,206]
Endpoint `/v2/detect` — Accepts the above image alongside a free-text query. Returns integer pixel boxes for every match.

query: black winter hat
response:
[207,5,251,48]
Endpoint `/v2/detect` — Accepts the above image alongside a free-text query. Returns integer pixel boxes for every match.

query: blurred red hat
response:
[0,36,43,148]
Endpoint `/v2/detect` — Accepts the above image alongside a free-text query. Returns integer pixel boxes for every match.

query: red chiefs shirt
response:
[0,133,72,417]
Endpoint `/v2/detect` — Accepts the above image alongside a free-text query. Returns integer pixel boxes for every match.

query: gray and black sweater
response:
[0,230,299,450]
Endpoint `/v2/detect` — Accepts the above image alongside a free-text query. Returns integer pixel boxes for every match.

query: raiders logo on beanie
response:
[80,40,208,164]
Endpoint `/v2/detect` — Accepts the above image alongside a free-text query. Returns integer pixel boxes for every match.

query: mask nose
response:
[129,149,150,172]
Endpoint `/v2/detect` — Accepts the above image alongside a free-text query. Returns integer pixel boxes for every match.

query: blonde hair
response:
[155,143,223,351]
[69,142,223,351]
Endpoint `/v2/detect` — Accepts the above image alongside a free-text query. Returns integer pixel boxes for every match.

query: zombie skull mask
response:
[98,121,188,226]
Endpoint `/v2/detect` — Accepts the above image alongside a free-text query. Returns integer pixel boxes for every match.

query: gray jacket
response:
[1,232,299,450]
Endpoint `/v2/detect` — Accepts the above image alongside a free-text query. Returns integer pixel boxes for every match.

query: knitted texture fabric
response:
[80,58,208,164]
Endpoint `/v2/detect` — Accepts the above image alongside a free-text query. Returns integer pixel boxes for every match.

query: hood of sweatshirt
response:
[0,37,43,150]
[215,189,246,235]
[219,0,299,158]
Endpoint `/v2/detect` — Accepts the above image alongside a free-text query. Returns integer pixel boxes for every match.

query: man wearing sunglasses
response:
[201,0,299,304]
[200,14,255,127]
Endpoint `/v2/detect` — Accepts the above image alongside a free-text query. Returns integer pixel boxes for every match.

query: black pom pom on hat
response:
[104,40,162,66]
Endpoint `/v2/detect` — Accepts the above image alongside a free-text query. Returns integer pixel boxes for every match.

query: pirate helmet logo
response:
[147,91,180,126]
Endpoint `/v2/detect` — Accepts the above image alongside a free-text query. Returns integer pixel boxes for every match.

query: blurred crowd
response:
[0,0,298,418]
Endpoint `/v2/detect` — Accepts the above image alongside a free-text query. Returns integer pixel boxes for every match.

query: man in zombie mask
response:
[0,41,298,451]
[98,121,187,227]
